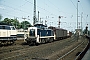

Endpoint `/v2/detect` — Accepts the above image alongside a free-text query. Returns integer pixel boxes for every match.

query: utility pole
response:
[76,0,80,42]
[77,0,80,29]
[81,12,83,30]
[86,15,88,25]
[16,18,17,29]
[86,24,88,36]
[33,0,37,25]
[81,12,83,35]
[45,20,47,26]
[14,17,18,29]
[22,17,26,42]
[38,11,39,22]
[58,16,61,28]
[15,17,19,29]
[22,17,26,30]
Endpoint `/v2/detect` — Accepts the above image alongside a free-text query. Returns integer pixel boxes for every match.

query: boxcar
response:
[48,26,67,40]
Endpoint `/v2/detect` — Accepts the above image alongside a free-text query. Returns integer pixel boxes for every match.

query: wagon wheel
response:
[28,41,34,46]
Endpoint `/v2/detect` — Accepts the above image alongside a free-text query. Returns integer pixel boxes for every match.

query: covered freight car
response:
[48,26,67,40]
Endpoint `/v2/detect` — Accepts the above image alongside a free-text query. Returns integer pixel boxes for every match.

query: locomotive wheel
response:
[28,42,33,46]
[35,43,39,46]
[49,38,53,43]
[41,39,46,44]
[28,41,35,46]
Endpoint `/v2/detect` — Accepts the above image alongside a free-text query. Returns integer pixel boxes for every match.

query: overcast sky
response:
[0,0,90,31]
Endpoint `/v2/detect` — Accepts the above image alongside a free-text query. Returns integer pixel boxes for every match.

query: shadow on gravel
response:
[32,57,49,60]
[21,42,28,45]
[20,42,36,46]
[0,43,14,47]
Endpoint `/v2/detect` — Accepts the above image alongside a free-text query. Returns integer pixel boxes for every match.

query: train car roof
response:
[48,26,67,31]
[34,23,48,29]
[0,22,13,26]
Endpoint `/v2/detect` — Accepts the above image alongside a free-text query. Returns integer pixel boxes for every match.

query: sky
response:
[0,0,90,31]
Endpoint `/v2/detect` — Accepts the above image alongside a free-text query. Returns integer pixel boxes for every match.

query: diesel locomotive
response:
[25,23,54,45]
[0,23,17,44]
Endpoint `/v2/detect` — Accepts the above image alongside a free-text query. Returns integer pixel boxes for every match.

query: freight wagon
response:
[48,26,67,40]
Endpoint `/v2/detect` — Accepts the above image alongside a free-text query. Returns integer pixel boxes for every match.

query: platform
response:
[82,48,90,60]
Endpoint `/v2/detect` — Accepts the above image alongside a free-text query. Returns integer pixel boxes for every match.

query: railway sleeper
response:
[0,40,14,44]
[32,57,49,60]
[0,41,14,46]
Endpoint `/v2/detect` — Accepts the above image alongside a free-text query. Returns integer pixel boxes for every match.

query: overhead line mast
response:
[33,0,37,25]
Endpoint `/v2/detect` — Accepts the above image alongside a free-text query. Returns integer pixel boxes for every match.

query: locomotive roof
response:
[34,23,48,29]
[34,23,45,26]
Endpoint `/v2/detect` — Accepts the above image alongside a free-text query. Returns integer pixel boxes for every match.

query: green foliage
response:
[0,14,2,21]
[88,31,90,35]
[21,21,32,29]
[1,18,32,29]
[83,28,90,36]
[83,29,87,35]
[2,18,11,24]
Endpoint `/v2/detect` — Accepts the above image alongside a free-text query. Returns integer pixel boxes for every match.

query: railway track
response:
[56,36,89,60]
[0,36,87,60]
[0,39,29,54]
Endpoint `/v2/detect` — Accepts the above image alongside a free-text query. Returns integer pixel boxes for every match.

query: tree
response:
[1,18,20,29]
[83,26,89,35]
[0,14,2,21]
[88,31,90,36]
[21,21,32,29]
[1,17,32,29]
[11,18,20,29]
[2,18,11,24]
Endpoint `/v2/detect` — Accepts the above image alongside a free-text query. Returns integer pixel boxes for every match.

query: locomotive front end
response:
[25,27,39,45]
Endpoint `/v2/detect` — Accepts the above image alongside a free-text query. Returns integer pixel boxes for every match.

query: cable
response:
[0,0,32,15]
[70,0,77,9]
[0,11,23,19]
[48,0,76,15]
[25,0,57,16]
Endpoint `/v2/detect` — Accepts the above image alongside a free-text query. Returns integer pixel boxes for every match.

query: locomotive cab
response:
[25,27,39,44]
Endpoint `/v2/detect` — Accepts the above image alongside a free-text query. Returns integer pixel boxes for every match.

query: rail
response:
[75,36,90,60]
[57,41,84,60]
